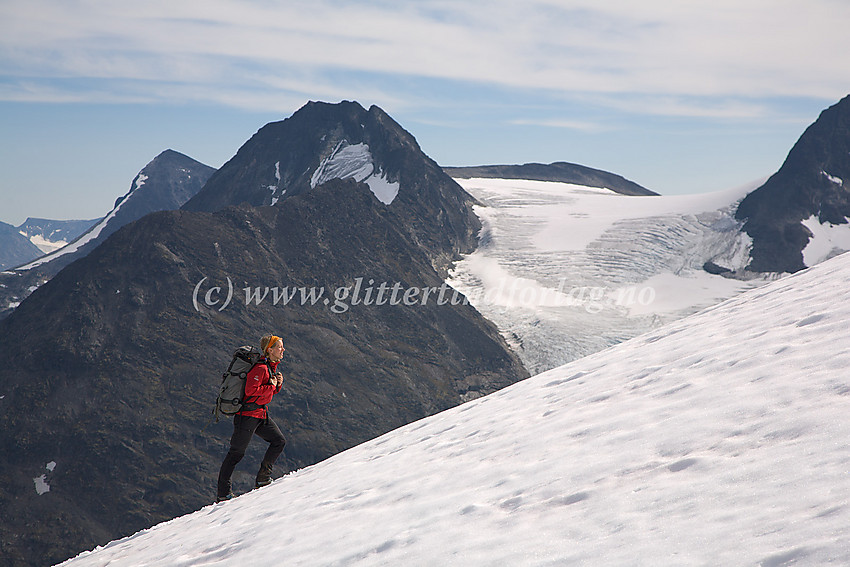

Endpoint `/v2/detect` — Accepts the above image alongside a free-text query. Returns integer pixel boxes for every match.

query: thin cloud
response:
[509,118,609,133]
[583,94,774,120]
[1,0,849,117]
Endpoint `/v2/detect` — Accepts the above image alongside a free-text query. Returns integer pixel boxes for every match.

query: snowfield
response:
[448,178,774,374]
[59,243,850,565]
[311,140,399,205]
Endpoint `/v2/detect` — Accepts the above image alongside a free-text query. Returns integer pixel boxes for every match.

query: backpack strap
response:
[238,360,274,414]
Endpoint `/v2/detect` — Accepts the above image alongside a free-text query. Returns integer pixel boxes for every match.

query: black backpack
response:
[213,345,272,421]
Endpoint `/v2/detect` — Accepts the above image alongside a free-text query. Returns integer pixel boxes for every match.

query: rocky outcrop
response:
[736,95,850,273]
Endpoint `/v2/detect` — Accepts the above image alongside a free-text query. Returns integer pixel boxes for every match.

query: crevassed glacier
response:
[448,177,770,374]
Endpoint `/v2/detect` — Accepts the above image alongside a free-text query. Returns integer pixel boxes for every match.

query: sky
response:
[2,0,850,226]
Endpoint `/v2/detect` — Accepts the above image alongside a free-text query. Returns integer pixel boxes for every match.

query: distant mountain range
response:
[444,162,657,196]
[0,221,42,270]
[17,149,215,272]
[19,217,103,252]
[0,217,100,269]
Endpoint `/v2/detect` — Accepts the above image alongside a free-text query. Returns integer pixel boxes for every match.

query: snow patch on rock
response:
[801,215,850,266]
[33,461,57,495]
[821,170,844,186]
[311,141,399,204]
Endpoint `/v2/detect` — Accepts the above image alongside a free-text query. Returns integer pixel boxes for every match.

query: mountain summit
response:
[184,101,480,273]
[20,149,215,272]
[736,94,850,272]
[0,150,216,319]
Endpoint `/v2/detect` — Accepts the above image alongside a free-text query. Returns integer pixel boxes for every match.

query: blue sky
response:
[1,0,849,226]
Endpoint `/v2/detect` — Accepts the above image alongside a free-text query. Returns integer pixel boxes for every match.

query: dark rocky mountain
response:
[443,162,657,196]
[0,104,527,566]
[736,94,850,273]
[0,221,43,269]
[184,100,480,273]
[0,150,215,319]
[19,149,216,273]
[17,216,102,251]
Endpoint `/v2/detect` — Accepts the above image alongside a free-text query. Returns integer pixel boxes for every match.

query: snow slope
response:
[448,177,772,374]
[25,233,69,254]
[16,174,147,271]
[16,218,101,255]
[801,214,850,267]
[311,141,400,204]
[59,249,850,566]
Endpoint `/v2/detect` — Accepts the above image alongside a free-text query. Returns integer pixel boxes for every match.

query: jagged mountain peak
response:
[183,100,480,274]
[0,149,216,319]
[128,148,216,206]
[14,149,215,274]
[183,101,420,212]
[736,94,850,272]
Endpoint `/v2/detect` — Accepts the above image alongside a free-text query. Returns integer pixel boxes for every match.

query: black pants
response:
[217,414,286,496]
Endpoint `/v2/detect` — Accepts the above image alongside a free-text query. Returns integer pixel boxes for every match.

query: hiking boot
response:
[255,461,274,489]
[216,491,235,503]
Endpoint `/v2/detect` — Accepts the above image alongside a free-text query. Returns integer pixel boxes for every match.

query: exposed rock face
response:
[21,149,216,273]
[0,221,43,269]
[0,107,527,566]
[184,101,481,274]
[736,95,850,273]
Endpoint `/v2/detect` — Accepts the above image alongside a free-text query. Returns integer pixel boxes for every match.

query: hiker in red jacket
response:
[217,334,287,502]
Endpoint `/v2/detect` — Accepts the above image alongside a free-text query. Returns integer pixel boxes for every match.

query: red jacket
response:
[238,358,281,419]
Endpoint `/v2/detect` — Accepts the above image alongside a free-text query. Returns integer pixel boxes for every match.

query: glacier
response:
[448,177,772,374]
[45,176,850,566]
[311,141,399,205]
